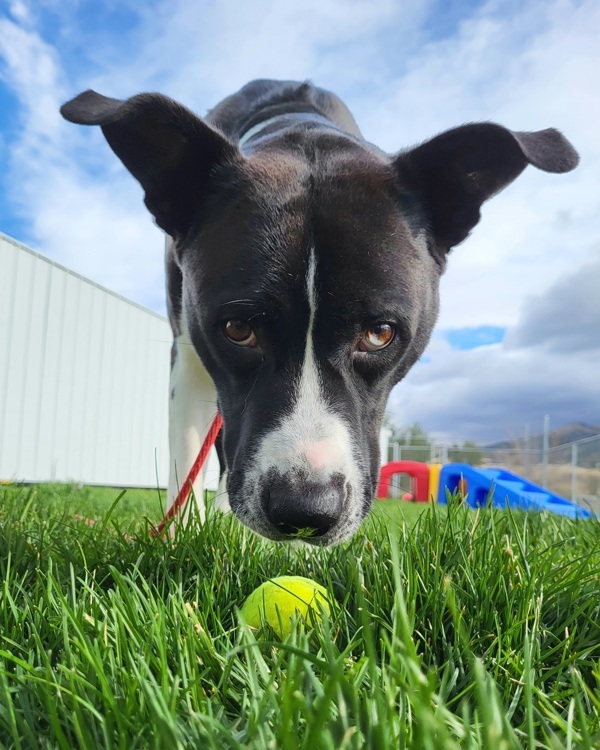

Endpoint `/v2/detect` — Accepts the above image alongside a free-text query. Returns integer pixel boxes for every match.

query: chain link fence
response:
[386,435,600,514]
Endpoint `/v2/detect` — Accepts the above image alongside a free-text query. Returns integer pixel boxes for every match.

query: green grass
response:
[0,484,599,749]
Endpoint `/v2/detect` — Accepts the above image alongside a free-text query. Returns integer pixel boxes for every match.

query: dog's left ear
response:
[61,90,239,238]
[395,123,579,252]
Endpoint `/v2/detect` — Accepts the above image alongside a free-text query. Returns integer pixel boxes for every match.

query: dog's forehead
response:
[189,140,427,309]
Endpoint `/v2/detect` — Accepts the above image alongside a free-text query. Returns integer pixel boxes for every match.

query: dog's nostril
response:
[265,483,344,538]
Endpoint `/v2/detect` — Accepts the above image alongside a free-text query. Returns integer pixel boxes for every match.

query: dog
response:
[60,79,578,545]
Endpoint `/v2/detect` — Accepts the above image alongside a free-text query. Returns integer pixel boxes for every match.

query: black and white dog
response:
[61,79,578,545]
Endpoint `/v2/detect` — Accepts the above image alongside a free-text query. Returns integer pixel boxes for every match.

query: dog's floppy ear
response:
[61,90,238,238]
[395,123,579,251]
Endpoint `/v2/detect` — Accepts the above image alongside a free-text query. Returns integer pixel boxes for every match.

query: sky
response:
[0,0,598,444]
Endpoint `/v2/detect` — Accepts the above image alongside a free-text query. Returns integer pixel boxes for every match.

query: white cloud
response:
[7,0,31,26]
[389,341,600,444]
[0,16,65,134]
[389,250,600,442]
[506,250,600,355]
[76,0,417,107]
[0,14,166,309]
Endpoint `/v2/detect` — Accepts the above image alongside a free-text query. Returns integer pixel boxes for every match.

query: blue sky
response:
[443,327,505,350]
[1,0,598,442]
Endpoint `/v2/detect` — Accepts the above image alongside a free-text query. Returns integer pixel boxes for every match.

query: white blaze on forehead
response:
[251,248,359,483]
[301,246,319,408]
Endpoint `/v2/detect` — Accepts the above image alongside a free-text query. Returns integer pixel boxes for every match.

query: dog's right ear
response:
[61,90,238,238]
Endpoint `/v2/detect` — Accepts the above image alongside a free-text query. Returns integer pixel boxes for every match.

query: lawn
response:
[0,483,599,749]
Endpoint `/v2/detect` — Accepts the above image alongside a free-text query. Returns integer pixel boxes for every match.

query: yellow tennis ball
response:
[240,575,330,638]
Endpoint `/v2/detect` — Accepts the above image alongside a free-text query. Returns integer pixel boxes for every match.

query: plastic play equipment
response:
[377,460,430,502]
[437,463,593,518]
[377,460,593,518]
[428,463,442,502]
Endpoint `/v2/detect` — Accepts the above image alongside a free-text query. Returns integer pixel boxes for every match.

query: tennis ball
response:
[240,575,330,638]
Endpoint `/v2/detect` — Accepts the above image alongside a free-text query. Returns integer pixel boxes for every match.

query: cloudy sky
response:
[0,0,598,443]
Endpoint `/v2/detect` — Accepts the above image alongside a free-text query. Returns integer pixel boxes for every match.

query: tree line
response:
[386,420,484,466]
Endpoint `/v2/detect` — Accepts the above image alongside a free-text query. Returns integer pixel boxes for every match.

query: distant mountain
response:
[486,423,600,467]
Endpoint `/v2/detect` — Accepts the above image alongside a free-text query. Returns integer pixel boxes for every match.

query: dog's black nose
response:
[265,480,345,538]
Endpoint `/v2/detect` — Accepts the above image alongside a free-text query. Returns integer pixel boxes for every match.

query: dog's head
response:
[61,90,578,545]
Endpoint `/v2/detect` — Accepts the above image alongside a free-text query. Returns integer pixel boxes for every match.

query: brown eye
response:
[223,320,257,347]
[359,322,395,352]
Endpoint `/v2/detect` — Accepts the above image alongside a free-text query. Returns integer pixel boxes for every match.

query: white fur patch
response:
[167,313,229,525]
[250,249,359,489]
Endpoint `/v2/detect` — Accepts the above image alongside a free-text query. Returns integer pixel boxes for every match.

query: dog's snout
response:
[265,478,346,538]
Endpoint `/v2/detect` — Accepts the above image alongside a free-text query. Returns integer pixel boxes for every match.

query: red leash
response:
[154,412,223,535]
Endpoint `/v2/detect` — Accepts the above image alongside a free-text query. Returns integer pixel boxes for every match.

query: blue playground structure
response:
[438,463,593,519]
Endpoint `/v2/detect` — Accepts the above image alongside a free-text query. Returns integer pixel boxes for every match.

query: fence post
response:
[542,415,550,488]
[571,442,578,501]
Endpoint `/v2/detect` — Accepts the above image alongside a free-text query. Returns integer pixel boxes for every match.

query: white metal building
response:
[0,232,175,487]
[1,231,390,489]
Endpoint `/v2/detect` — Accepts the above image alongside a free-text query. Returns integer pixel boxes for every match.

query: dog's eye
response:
[359,322,395,352]
[223,320,257,347]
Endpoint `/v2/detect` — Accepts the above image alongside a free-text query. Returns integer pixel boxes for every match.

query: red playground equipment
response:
[377,460,431,502]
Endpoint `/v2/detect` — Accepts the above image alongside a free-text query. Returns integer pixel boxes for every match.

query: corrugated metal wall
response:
[0,232,173,487]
